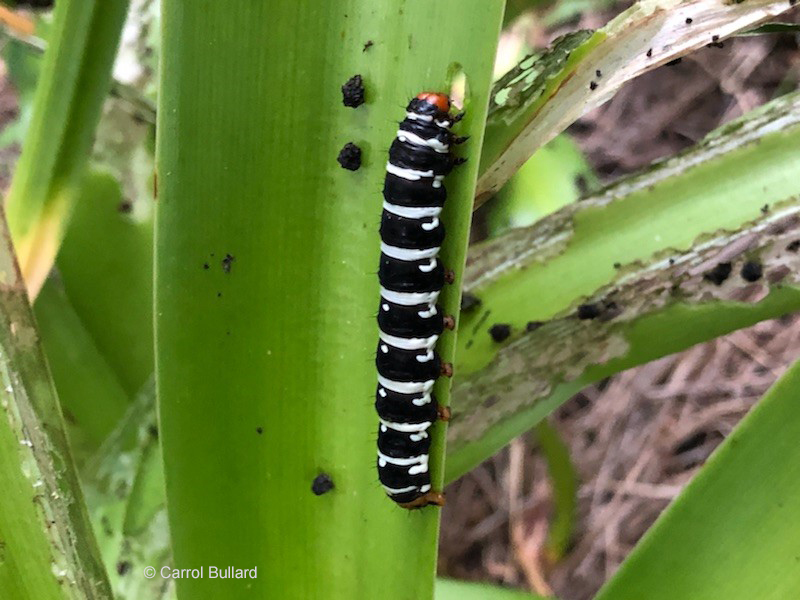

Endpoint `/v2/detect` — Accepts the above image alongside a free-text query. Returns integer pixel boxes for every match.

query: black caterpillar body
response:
[375,93,465,509]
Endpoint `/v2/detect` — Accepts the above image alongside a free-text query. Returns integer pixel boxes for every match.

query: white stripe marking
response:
[406,111,433,122]
[379,331,439,350]
[380,344,389,353]
[378,374,434,394]
[383,201,442,219]
[386,162,434,181]
[378,451,429,475]
[381,303,390,311]
[383,484,418,494]
[397,130,449,153]
[381,242,439,261]
[380,287,439,306]
[379,418,432,433]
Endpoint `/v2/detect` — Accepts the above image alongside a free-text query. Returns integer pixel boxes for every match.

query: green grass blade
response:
[4,0,129,296]
[156,3,503,599]
[534,420,577,562]
[34,276,130,464]
[476,0,796,204]
[446,90,800,481]
[595,358,800,599]
[0,209,111,598]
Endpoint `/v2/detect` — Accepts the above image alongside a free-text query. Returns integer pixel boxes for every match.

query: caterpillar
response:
[375,92,466,509]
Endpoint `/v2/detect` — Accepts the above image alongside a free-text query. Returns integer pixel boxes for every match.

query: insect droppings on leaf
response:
[577,303,601,320]
[703,262,732,285]
[526,321,543,332]
[222,253,235,273]
[489,323,512,342]
[337,142,362,171]
[461,292,482,312]
[341,75,365,108]
[311,473,335,496]
[741,261,763,282]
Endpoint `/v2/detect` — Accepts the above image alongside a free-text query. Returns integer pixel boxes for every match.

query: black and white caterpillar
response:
[375,92,466,509]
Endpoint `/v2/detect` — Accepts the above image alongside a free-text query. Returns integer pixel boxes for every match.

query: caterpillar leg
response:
[437,404,452,422]
[452,135,469,144]
[444,269,455,284]
[453,111,465,123]
[441,362,453,377]
[443,315,456,330]
[398,490,446,509]
[453,157,468,166]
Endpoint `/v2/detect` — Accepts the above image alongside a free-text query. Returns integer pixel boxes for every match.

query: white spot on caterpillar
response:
[421,218,440,231]
[381,303,390,311]
[418,258,437,273]
[413,393,432,406]
[432,175,445,189]
[380,344,389,353]
[378,388,387,398]
[380,424,387,433]
[419,484,431,493]
[416,350,435,363]
[409,432,428,442]
[418,305,438,318]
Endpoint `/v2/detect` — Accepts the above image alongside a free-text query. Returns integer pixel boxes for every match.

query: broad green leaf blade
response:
[476,0,796,205]
[4,0,129,296]
[54,169,154,396]
[34,276,130,464]
[436,578,547,599]
[0,208,111,598]
[446,90,800,481]
[595,358,800,600]
[485,134,597,238]
[156,3,503,599]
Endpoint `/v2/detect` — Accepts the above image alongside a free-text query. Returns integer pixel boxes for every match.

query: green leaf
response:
[0,213,110,597]
[54,169,154,395]
[596,358,800,599]
[4,0,129,296]
[156,2,503,599]
[476,0,798,204]
[486,134,597,237]
[33,276,130,464]
[447,90,800,481]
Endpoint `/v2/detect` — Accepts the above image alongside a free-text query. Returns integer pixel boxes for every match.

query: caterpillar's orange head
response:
[416,92,451,113]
